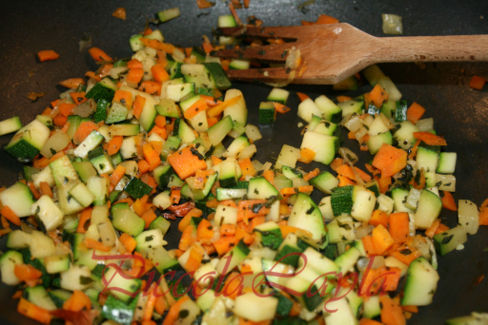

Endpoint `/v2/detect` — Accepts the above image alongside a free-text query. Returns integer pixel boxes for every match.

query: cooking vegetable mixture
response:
[0,7,487,325]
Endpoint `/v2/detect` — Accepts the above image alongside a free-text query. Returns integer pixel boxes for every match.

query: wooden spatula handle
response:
[375,35,488,62]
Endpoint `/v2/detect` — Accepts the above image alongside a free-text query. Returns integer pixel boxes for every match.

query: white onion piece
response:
[41,130,70,158]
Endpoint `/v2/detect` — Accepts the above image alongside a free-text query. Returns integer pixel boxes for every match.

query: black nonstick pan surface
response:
[0,0,487,323]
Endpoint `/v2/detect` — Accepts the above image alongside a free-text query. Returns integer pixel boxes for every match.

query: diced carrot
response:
[406,102,425,124]
[143,142,161,171]
[220,224,237,236]
[213,236,236,256]
[179,225,197,251]
[127,67,144,85]
[372,224,395,255]
[73,121,98,144]
[337,95,352,103]
[140,173,157,190]
[63,290,91,312]
[84,237,111,252]
[435,223,449,234]
[262,169,274,185]
[178,208,203,232]
[330,158,344,172]
[1,205,21,226]
[119,233,137,253]
[58,102,76,117]
[69,91,87,105]
[362,235,378,256]
[337,175,355,187]
[441,191,457,211]
[354,167,372,182]
[133,95,146,119]
[316,14,339,24]
[369,210,389,227]
[377,175,392,193]
[413,132,447,146]
[408,140,421,160]
[112,7,127,20]
[162,295,190,325]
[239,158,256,178]
[298,185,313,193]
[105,136,123,156]
[368,84,389,107]
[273,102,291,114]
[141,38,177,54]
[196,0,215,9]
[88,47,113,62]
[296,92,310,102]
[113,89,133,108]
[17,298,52,324]
[27,182,40,199]
[390,247,421,266]
[138,159,151,174]
[336,164,355,180]
[183,97,209,120]
[389,212,409,243]
[59,78,84,89]
[14,264,42,282]
[37,50,59,62]
[151,63,170,83]
[207,95,242,117]
[127,58,143,69]
[303,168,320,181]
[77,208,93,233]
[480,198,488,226]
[85,71,101,81]
[372,144,407,177]
[380,295,406,325]
[170,188,181,205]
[139,80,161,95]
[197,219,214,244]
[142,209,157,229]
[298,147,315,163]
[469,75,486,90]
[402,305,418,313]
[211,156,223,166]
[168,146,207,179]
[280,187,297,196]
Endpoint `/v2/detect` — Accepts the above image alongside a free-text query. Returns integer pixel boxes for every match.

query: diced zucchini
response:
[208,115,233,146]
[351,186,376,222]
[60,265,93,291]
[310,171,338,194]
[401,257,439,306]
[111,203,145,236]
[5,119,50,161]
[157,7,180,22]
[31,195,64,231]
[434,226,467,256]
[247,176,279,200]
[233,292,278,322]
[315,95,341,121]
[437,152,457,174]
[0,181,34,217]
[25,286,57,311]
[414,189,442,229]
[74,130,104,158]
[300,131,338,165]
[0,116,22,135]
[258,101,275,124]
[267,88,289,104]
[458,199,479,235]
[0,250,23,285]
[331,185,354,216]
[288,193,327,248]
[86,78,116,102]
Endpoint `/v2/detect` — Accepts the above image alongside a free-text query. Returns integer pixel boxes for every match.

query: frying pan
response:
[0,0,487,323]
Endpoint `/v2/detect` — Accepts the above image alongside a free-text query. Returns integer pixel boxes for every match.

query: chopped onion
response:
[245,124,262,142]
[72,99,96,117]
[354,224,373,239]
[238,144,257,159]
[458,199,479,235]
[343,115,362,132]
[339,147,358,165]
[41,131,70,158]
[382,14,403,35]
[416,118,434,132]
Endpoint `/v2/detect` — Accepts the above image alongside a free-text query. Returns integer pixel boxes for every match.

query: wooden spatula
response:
[215,23,488,84]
